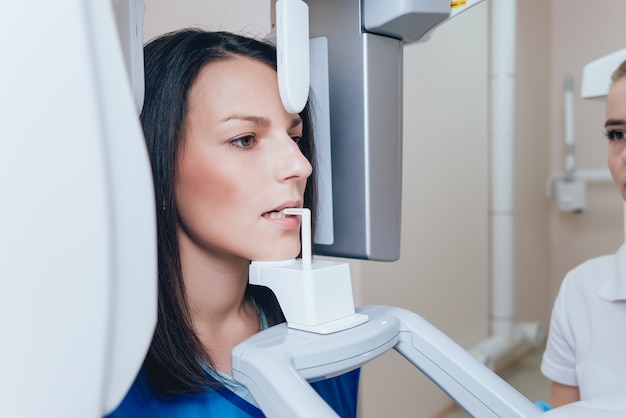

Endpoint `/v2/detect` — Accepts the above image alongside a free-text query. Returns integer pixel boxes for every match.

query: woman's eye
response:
[291,135,302,144]
[606,130,626,141]
[230,135,255,149]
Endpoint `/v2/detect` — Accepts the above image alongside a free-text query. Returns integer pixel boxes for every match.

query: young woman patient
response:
[106,29,359,418]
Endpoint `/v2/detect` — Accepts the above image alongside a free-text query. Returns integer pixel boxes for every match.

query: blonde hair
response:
[611,59,626,83]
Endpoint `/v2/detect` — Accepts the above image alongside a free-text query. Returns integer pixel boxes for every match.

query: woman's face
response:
[175,56,312,263]
[606,76,626,201]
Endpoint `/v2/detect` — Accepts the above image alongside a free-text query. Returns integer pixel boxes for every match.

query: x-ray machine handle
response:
[232,305,542,418]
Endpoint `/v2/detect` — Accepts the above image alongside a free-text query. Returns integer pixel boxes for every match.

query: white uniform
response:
[541,244,626,400]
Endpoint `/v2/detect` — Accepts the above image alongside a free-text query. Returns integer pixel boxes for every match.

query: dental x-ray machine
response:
[233,2,542,417]
[1,0,550,417]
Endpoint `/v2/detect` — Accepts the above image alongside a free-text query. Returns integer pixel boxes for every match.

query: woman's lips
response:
[262,210,301,229]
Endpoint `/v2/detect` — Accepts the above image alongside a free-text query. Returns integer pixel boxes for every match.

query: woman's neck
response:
[181,248,251,326]
[177,231,260,374]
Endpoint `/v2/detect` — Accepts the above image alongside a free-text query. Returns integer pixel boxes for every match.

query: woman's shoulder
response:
[104,369,154,418]
[310,368,360,418]
[105,368,266,418]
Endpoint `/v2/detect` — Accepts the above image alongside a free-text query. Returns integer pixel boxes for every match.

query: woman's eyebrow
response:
[221,115,270,126]
[220,114,303,129]
[605,119,626,128]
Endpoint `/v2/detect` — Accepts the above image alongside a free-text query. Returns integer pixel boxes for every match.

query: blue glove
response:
[534,400,553,411]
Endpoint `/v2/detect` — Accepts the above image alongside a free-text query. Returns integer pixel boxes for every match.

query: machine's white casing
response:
[1,0,156,416]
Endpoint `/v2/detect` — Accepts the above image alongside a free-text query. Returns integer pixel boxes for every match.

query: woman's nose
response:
[275,135,313,182]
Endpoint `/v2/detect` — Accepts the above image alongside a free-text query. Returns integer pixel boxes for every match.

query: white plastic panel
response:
[0,2,112,416]
[89,0,157,413]
[0,0,156,416]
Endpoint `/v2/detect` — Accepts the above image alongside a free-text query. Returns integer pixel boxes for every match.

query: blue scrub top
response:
[105,367,360,418]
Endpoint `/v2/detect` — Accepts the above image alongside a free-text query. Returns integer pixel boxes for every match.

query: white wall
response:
[143,0,270,40]
[354,4,489,417]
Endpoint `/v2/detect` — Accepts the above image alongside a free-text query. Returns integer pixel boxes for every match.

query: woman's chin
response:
[251,245,301,262]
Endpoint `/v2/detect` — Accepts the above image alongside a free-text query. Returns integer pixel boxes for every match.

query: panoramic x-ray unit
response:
[1,0,572,417]
[1,0,542,417]
[236,1,542,417]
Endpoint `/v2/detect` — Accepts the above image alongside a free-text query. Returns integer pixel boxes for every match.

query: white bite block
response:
[249,259,368,334]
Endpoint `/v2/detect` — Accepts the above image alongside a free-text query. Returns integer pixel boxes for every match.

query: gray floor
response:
[440,346,552,418]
